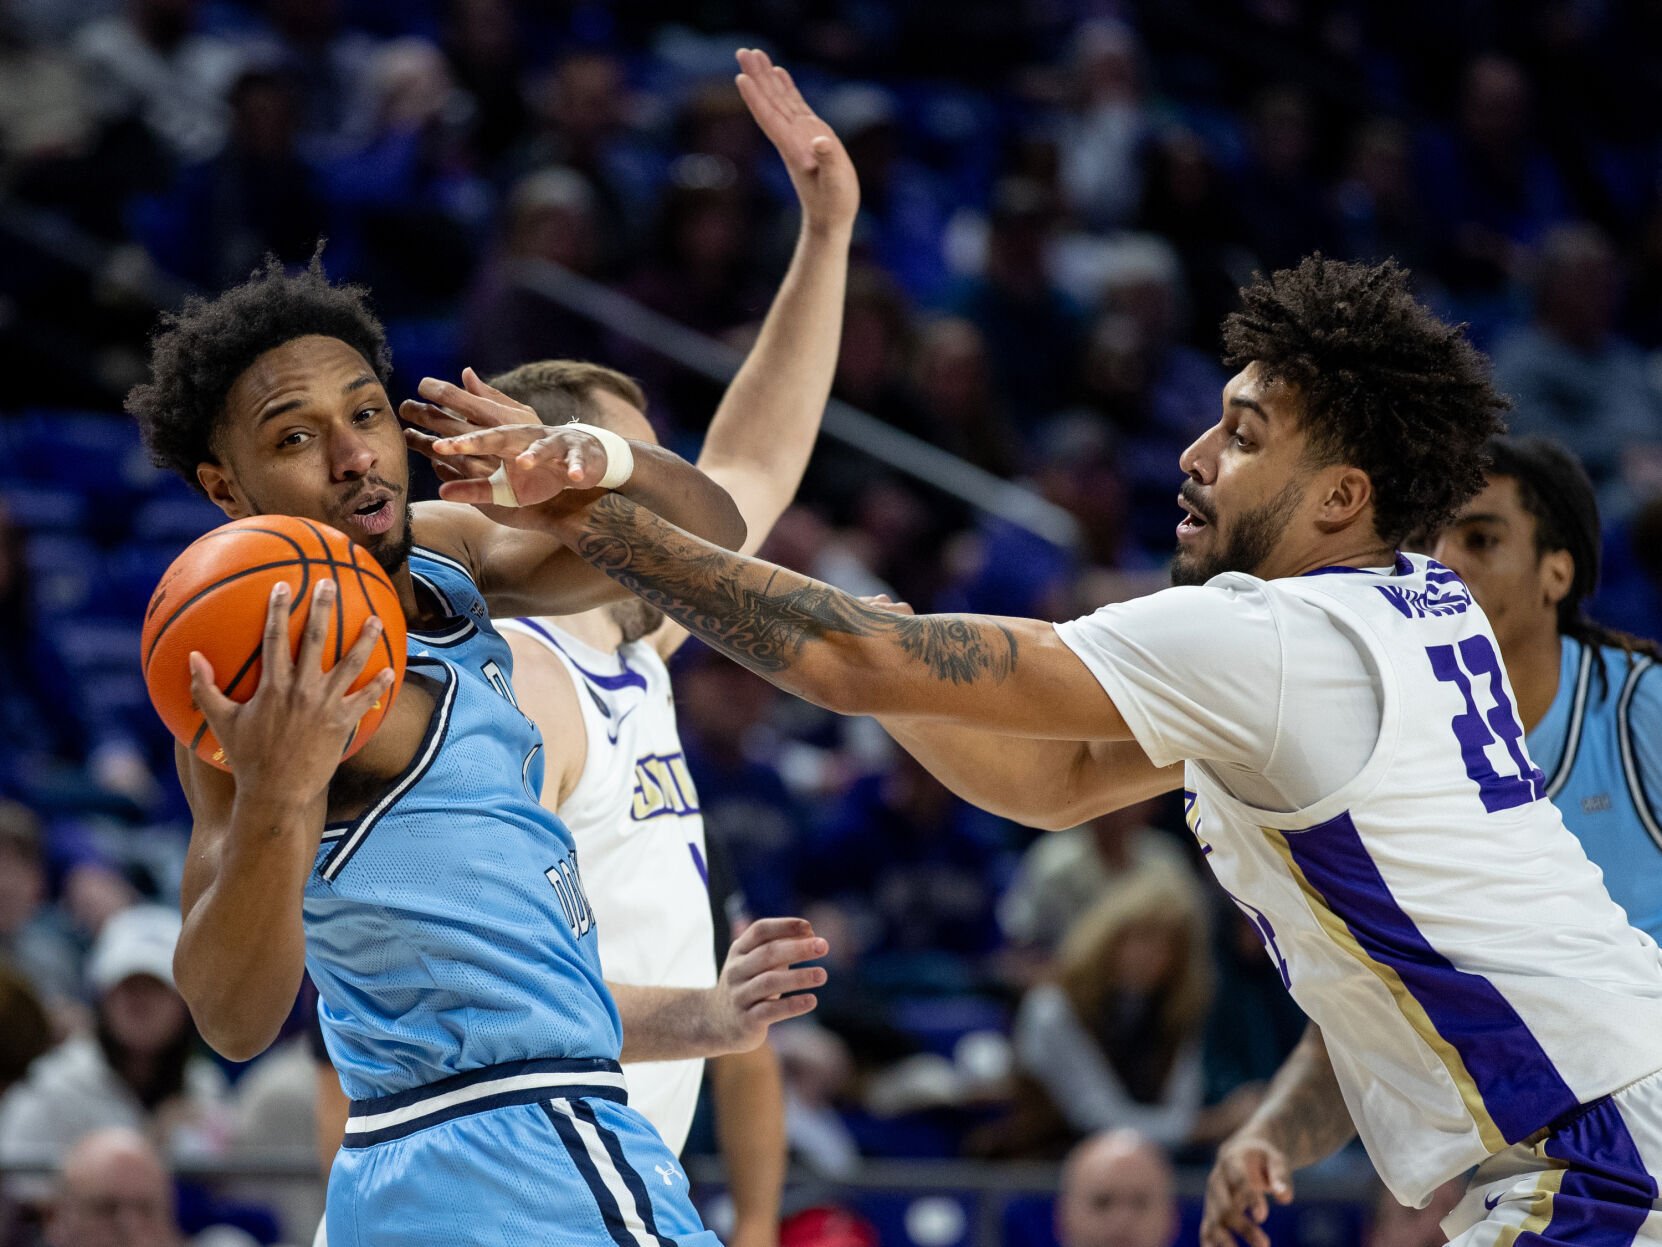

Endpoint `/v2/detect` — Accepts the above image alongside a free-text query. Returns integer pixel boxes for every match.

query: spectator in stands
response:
[1055,1129,1179,1247]
[1420,55,1569,316]
[321,37,488,316]
[0,965,53,1099]
[804,751,1018,996]
[439,0,525,164]
[0,801,81,1015]
[133,65,327,289]
[1054,20,1153,233]
[1491,224,1662,517]
[43,1127,182,1247]
[241,0,381,156]
[461,167,607,376]
[1234,87,1335,274]
[0,507,157,816]
[997,797,1197,975]
[1334,118,1430,273]
[1000,875,1212,1154]
[948,177,1084,421]
[72,0,240,166]
[1199,903,1305,1109]
[0,906,230,1190]
[908,318,1023,476]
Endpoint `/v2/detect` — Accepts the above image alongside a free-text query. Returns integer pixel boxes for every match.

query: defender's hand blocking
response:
[707,917,828,1054]
[736,48,859,234]
[1200,1135,1294,1247]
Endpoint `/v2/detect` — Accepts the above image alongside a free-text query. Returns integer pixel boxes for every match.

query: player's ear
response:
[1316,465,1372,529]
[196,462,249,519]
[1539,547,1574,610]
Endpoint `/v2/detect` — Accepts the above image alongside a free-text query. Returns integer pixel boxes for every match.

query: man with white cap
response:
[0,905,229,1199]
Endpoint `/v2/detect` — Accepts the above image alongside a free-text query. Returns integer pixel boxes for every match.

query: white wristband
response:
[566,422,635,491]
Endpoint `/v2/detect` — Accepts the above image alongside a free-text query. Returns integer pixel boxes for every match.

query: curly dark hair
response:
[1221,256,1509,546]
[127,253,392,490]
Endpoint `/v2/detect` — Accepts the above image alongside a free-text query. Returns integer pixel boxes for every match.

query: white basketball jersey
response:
[498,618,716,1155]
[1057,554,1662,1207]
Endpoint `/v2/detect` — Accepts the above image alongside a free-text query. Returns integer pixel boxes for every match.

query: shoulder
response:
[409,502,490,583]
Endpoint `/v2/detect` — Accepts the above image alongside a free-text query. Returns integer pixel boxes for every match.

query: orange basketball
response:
[141,516,407,772]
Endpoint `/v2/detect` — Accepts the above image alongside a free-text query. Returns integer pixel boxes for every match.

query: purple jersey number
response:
[1426,635,1545,812]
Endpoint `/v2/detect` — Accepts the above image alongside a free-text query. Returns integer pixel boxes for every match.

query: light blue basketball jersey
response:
[1530,636,1662,941]
[303,546,621,1101]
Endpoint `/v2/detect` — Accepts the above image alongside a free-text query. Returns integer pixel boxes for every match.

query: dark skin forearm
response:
[1237,1022,1355,1167]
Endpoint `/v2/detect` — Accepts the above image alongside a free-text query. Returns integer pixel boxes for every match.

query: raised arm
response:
[173,582,391,1061]
[550,492,1132,739]
[694,49,855,554]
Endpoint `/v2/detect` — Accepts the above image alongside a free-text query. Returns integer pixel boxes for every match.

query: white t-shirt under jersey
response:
[498,618,716,1155]
[1056,554,1662,1207]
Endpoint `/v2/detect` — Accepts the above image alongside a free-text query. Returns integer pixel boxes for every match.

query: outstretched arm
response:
[552,493,1132,739]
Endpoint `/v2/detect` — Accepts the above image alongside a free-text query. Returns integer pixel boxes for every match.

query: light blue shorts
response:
[325,1058,722,1247]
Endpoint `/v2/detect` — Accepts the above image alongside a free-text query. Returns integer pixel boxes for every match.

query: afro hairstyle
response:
[127,253,392,491]
[1221,255,1509,546]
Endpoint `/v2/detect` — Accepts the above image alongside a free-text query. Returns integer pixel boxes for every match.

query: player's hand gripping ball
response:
[141,516,407,771]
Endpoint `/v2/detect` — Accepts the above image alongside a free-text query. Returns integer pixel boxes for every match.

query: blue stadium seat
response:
[2,484,87,533]
[134,493,225,545]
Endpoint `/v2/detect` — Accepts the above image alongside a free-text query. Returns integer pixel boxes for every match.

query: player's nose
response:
[1179,424,1220,483]
[330,426,376,479]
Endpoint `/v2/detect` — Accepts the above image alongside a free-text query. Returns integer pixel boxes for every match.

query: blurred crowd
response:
[4,0,1662,1242]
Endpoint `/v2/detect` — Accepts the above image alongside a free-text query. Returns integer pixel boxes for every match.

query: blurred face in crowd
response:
[47,1131,181,1247]
[101,974,190,1057]
[0,835,45,937]
[1174,366,1352,586]
[1057,1132,1178,1247]
[198,335,413,574]
[1432,474,1570,657]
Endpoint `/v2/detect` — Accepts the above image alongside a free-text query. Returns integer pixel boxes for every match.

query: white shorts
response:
[1442,1068,1662,1245]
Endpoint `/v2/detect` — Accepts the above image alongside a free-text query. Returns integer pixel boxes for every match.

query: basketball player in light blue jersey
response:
[434,256,1662,1246]
[1434,437,1662,936]
[127,236,829,1241]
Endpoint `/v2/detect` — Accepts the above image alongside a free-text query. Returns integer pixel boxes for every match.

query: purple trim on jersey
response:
[1300,552,1414,577]
[689,843,709,887]
[1519,1095,1657,1244]
[1285,810,1581,1143]
[513,619,650,692]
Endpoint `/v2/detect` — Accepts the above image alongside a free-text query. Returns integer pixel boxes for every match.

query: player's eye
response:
[277,430,309,448]
[353,406,379,424]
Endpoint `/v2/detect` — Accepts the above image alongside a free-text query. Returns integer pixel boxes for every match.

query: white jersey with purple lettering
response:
[497,617,716,1156]
[1056,552,1662,1212]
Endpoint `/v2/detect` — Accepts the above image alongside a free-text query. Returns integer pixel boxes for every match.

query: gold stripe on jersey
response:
[1493,1166,1566,1246]
[1261,825,1508,1154]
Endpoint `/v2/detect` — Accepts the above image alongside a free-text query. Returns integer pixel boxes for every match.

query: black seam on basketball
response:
[144,555,313,669]
[298,519,346,665]
[145,522,312,655]
[345,544,398,675]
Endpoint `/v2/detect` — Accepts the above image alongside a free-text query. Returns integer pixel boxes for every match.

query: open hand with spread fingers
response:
[735,47,859,235]
[1200,1134,1295,1247]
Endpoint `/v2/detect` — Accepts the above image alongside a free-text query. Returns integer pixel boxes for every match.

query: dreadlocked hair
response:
[127,250,391,491]
[1485,436,1662,685]
[1221,255,1509,546]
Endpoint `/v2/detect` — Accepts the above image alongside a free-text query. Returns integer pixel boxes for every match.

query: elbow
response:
[1024,806,1084,833]
[176,962,281,1063]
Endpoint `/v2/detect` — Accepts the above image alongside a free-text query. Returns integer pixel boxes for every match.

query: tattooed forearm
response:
[1246,1023,1355,1166]
[574,494,1018,689]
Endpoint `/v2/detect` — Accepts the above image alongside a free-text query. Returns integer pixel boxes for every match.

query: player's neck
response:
[556,608,627,655]
[1277,537,1397,578]
[1506,628,1564,734]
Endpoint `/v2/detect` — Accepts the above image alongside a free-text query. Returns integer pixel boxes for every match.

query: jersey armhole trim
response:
[318,659,459,882]
[1543,641,1594,801]
[1616,655,1662,852]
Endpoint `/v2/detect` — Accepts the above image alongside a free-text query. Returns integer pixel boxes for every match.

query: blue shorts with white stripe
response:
[326,1060,721,1247]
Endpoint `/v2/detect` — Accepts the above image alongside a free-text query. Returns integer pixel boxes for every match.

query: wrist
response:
[230,788,315,830]
[801,216,855,245]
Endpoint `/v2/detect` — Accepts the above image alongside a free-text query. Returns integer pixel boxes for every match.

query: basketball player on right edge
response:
[430,256,1662,1245]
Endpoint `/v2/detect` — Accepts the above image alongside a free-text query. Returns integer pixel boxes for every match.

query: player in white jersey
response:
[427,254,1662,1246]
[493,50,855,1247]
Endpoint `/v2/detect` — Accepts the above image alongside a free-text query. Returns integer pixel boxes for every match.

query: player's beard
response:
[369,502,415,576]
[1170,477,1303,586]
[608,597,664,644]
